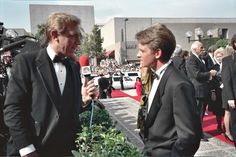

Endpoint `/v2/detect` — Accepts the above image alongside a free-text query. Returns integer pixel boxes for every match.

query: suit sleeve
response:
[172,82,201,156]
[3,53,33,150]
[186,58,210,82]
[221,58,234,100]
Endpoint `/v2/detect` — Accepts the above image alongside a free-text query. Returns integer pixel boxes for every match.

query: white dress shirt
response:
[147,60,172,113]
[19,45,67,156]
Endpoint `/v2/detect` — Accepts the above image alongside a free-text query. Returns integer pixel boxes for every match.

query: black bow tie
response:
[150,68,159,80]
[53,55,67,65]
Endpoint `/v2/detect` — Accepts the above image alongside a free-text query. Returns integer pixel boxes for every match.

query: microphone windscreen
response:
[79,55,90,66]
[79,55,91,76]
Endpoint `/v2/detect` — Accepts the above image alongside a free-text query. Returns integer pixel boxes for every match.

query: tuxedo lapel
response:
[35,49,61,111]
[145,65,174,129]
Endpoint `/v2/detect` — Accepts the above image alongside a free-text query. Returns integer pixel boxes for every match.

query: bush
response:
[72,109,144,157]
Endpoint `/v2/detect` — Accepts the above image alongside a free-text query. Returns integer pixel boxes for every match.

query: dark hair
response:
[180,50,189,59]
[208,45,217,53]
[135,23,176,62]
[231,34,236,50]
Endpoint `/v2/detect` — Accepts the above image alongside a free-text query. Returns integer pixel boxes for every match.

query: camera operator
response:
[0,50,12,156]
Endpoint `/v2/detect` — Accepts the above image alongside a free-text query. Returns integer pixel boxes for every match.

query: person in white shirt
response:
[3,12,96,157]
[136,23,201,157]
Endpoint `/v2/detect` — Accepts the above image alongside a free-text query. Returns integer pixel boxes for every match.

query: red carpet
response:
[111,89,234,145]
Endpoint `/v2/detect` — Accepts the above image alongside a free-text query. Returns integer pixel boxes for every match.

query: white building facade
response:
[29,4,95,35]
[101,17,236,64]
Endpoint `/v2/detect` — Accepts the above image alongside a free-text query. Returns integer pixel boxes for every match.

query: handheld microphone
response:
[0,39,25,53]
[79,54,92,80]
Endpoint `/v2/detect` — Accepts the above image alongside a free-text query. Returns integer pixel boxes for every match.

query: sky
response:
[0,0,236,32]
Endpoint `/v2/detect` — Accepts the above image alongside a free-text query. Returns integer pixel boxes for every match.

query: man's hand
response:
[228,100,235,109]
[210,69,217,77]
[22,151,40,157]
[81,77,96,106]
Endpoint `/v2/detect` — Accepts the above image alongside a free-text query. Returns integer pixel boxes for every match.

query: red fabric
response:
[111,90,234,145]
[134,81,142,100]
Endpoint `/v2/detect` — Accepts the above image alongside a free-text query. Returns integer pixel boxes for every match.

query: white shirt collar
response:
[46,45,57,61]
[154,60,172,77]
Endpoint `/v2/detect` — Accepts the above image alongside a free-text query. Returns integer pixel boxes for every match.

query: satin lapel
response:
[35,49,61,111]
[145,64,174,128]
[69,61,82,115]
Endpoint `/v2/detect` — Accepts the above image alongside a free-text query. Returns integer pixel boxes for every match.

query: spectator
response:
[222,44,235,142]
[134,77,142,100]
[208,48,225,133]
[186,41,217,141]
[106,73,114,98]
[221,34,236,146]
[172,45,188,76]
[98,74,109,99]
[137,67,153,139]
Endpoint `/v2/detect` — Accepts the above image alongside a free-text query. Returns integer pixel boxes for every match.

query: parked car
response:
[94,76,135,90]
[112,76,134,89]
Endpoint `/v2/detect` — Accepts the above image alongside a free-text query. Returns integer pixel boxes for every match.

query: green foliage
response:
[34,23,47,46]
[215,38,229,48]
[77,25,104,59]
[73,109,144,157]
[79,109,113,129]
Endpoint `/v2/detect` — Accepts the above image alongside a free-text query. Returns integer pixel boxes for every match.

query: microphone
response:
[0,39,25,53]
[79,54,92,80]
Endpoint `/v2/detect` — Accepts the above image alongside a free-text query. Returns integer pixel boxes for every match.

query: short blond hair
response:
[214,47,224,57]
[45,12,81,43]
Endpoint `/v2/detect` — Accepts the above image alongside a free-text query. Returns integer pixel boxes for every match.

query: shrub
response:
[72,109,144,157]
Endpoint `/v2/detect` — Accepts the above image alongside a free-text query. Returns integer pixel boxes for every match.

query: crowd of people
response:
[0,11,236,157]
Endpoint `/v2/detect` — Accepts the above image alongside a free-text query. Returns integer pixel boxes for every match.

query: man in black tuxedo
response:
[3,12,95,157]
[186,41,217,141]
[136,23,201,157]
[222,34,236,147]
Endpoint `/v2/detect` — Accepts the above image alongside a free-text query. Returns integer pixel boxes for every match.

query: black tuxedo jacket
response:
[144,64,201,157]
[186,54,210,98]
[3,48,83,155]
[222,53,236,101]
[222,53,236,146]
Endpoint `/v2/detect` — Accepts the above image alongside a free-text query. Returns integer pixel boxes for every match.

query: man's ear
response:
[50,30,59,42]
[155,49,162,59]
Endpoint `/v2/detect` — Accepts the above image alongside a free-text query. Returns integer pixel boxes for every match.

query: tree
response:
[215,38,229,48]
[34,23,47,47]
[77,25,104,62]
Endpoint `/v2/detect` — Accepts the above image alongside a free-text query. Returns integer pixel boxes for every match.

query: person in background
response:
[204,45,217,71]
[208,48,225,134]
[134,77,142,100]
[0,50,12,156]
[221,45,235,142]
[3,12,96,157]
[137,67,153,139]
[221,34,236,146]
[186,41,218,141]
[172,45,189,76]
[106,72,114,98]
[136,23,201,157]
[98,73,109,99]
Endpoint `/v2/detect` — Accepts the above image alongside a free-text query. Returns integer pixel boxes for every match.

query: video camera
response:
[0,22,40,83]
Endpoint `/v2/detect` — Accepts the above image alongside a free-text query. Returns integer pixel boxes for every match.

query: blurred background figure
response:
[208,48,225,134]
[172,44,188,76]
[222,44,235,142]
[106,72,114,98]
[204,45,217,70]
[221,34,236,145]
[98,73,109,99]
[137,67,153,139]
[186,41,218,141]
[134,77,142,100]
